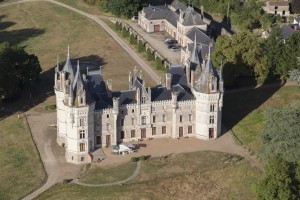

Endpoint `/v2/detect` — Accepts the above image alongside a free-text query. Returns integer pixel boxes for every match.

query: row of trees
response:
[212,28,300,87]
[256,101,300,199]
[115,22,165,71]
[0,43,41,100]
[181,0,280,31]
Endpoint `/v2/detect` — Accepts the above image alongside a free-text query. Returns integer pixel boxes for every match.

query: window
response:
[131,118,135,125]
[152,107,155,112]
[81,157,84,161]
[132,109,134,113]
[188,126,192,134]
[131,130,135,138]
[162,126,166,134]
[107,114,109,118]
[120,131,125,139]
[106,123,110,131]
[80,98,83,104]
[153,115,156,123]
[79,118,84,126]
[80,143,85,152]
[180,115,183,122]
[210,104,215,112]
[162,114,166,122]
[121,110,124,114]
[141,116,146,125]
[189,114,192,121]
[79,130,85,139]
[142,96,147,104]
[96,136,101,145]
[152,127,156,135]
[121,118,124,126]
[209,116,214,124]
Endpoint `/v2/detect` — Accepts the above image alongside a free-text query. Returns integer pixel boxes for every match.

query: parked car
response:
[165,39,177,46]
[171,45,181,52]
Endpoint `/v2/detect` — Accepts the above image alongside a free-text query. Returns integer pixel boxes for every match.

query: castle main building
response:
[54,39,223,164]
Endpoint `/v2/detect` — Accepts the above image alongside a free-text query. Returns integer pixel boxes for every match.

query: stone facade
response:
[54,40,223,164]
[138,1,207,46]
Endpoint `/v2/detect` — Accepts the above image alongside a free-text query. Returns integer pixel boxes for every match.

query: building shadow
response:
[0,55,106,121]
[222,79,283,132]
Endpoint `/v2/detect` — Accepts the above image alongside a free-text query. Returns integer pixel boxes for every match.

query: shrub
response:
[146,50,154,61]
[122,27,129,38]
[137,40,145,53]
[45,104,56,110]
[130,34,137,45]
[63,179,71,184]
[131,157,139,162]
[140,155,146,161]
[155,57,164,70]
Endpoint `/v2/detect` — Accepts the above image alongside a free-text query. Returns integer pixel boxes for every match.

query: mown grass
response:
[0,115,46,200]
[0,2,155,111]
[36,151,259,200]
[223,86,300,155]
[80,161,136,184]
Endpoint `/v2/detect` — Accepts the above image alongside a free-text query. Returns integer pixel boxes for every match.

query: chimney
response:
[191,70,195,88]
[186,65,191,84]
[107,79,112,98]
[166,73,172,90]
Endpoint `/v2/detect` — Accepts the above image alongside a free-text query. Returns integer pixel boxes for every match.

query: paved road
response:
[0,0,161,84]
[23,112,83,200]
[72,161,141,187]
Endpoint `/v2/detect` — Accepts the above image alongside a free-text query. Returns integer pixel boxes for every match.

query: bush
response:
[130,34,137,45]
[137,40,145,53]
[139,155,146,161]
[131,157,139,162]
[122,27,129,38]
[62,179,71,184]
[146,50,154,61]
[45,104,56,111]
[155,57,164,70]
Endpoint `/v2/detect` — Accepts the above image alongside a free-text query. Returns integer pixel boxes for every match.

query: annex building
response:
[54,1,223,164]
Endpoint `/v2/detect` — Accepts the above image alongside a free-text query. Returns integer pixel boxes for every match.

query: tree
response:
[289,69,300,84]
[0,43,41,99]
[260,101,300,162]
[291,0,300,14]
[256,156,298,200]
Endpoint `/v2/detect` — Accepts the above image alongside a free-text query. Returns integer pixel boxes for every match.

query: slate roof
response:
[181,7,205,26]
[151,65,195,102]
[142,5,170,20]
[165,11,179,27]
[186,27,212,45]
[281,24,295,39]
[170,0,187,11]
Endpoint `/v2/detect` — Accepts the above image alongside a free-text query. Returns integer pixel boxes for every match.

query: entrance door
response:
[141,128,146,139]
[209,128,214,139]
[179,127,183,137]
[154,25,160,32]
[96,136,101,145]
[106,135,111,146]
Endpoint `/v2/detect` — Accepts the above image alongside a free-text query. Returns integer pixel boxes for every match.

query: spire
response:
[190,33,200,65]
[55,55,60,72]
[62,46,74,80]
[220,60,223,82]
[72,60,83,90]
[205,44,213,73]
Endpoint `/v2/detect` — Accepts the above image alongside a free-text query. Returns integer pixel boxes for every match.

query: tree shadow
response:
[0,15,45,46]
[222,79,283,132]
[0,55,106,120]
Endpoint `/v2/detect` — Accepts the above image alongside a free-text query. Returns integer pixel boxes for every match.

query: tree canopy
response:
[0,43,41,99]
[256,156,298,200]
[260,101,300,162]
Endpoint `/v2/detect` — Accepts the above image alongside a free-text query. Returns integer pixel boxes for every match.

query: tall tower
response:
[190,44,223,139]
[55,48,95,164]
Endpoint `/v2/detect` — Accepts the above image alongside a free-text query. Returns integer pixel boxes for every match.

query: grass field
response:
[0,115,46,200]
[0,1,155,111]
[36,151,259,200]
[80,161,136,184]
[223,85,300,155]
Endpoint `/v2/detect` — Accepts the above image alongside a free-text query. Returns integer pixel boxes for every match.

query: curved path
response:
[72,161,141,187]
[0,0,161,84]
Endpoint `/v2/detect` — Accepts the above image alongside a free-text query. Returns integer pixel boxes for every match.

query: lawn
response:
[0,115,46,200]
[223,85,300,155]
[36,151,260,200]
[0,1,155,111]
[80,161,136,184]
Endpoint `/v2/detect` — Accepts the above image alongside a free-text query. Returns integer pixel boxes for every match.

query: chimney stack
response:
[107,79,112,98]
[166,73,172,90]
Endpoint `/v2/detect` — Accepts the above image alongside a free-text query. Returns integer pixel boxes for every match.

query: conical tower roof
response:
[72,60,84,91]
[62,46,74,80]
